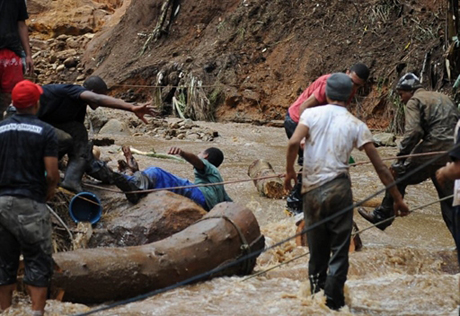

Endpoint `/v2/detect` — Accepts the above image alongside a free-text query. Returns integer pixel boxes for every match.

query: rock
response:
[88,191,207,247]
[56,64,65,72]
[55,49,77,61]
[86,107,109,133]
[373,132,397,147]
[63,56,78,68]
[98,119,132,136]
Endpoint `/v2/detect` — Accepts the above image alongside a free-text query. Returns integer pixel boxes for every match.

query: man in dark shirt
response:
[359,73,459,233]
[0,0,34,120]
[0,80,59,316]
[35,76,158,193]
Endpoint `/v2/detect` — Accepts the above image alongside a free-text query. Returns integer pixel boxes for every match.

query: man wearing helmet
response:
[358,73,459,234]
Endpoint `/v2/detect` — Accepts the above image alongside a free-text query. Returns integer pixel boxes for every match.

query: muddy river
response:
[5,119,459,315]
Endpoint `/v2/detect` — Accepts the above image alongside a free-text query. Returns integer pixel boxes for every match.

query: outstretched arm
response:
[80,91,159,123]
[168,147,205,170]
[363,142,409,216]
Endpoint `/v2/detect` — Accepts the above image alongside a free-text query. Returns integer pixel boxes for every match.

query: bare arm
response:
[363,142,409,216]
[17,21,33,74]
[44,156,59,201]
[298,94,320,117]
[168,147,205,170]
[284,124,309,192]
[80,91,159,123]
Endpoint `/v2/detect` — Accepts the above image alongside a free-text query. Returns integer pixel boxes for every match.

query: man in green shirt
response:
[112,146,232,210]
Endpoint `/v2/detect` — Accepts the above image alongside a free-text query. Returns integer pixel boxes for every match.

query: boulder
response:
[88,190,207,247]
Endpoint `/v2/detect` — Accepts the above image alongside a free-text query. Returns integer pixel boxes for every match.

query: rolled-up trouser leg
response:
[304,175,353,309]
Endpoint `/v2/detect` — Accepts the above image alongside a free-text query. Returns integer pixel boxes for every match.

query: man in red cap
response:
[0,0,34,120]
[0,80,59,316]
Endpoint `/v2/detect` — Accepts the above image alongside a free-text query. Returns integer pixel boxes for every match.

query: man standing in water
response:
[358,73,458,232]
[284,63,370,215]
[0,80,59,315]
[284,73,409,310]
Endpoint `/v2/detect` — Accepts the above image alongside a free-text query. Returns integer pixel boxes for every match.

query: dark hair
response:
[204,147,224,168]
[349,63,370,81]
[83,76,108,94]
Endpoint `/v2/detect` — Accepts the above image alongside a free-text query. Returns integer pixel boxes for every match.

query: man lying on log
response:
[110,146,233,211]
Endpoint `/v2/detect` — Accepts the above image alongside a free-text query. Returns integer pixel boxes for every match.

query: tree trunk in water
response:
[52,202,265,304]
[248,159,285,199]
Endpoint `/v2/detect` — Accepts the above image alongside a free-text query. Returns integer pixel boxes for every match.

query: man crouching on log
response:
[112,146,233,211]
[284,73,409,311]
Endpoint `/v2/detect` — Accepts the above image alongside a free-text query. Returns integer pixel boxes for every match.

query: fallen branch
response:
[128,146,185,162]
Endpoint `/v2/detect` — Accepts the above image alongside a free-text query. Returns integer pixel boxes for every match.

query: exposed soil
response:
[27,0,455,129]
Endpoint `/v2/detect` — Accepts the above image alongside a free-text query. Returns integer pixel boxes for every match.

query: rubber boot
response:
[112,172,148,204]
[86,159,115,185]
[60,158,86,193]
[357,206,394,231]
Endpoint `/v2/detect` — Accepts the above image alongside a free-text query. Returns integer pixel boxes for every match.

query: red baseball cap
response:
[11,80,43,109]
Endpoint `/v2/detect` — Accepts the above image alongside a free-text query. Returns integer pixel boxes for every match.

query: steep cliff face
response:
[28,0,451,128]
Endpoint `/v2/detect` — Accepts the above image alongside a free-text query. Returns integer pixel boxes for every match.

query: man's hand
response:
[168,147,184,157]
[284,169,298,193]
[436,165,449,188]
[25,56,34,75]
[132,102,159,123]
[393,199,410,217]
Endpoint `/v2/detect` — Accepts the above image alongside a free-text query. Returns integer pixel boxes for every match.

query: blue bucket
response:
[69,192,102,224]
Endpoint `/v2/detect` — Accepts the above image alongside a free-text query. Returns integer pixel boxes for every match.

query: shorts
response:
[0,195,53,287]
[0,49,24,93]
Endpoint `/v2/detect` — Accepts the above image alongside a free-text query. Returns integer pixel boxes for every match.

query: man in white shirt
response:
[285,73,409,310]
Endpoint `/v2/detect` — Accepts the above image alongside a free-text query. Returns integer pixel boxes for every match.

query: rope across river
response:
[71,144,458,316]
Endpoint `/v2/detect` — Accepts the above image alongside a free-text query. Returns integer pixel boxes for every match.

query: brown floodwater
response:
[4,119,459,315]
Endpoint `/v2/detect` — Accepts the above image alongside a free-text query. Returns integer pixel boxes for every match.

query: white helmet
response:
[396,73,422,90]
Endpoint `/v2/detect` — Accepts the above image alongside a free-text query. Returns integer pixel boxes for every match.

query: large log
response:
[248,159,285,199]
[52,202,265,304]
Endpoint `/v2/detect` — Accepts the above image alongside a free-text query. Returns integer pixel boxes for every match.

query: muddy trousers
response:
[53,121,89,192]
[375,160,455,235]
[303,175,353,310]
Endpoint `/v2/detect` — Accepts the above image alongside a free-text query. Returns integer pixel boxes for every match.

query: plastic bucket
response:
[69,192,102,224]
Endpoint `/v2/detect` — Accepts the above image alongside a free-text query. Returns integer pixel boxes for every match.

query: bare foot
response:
[122,145,139,172]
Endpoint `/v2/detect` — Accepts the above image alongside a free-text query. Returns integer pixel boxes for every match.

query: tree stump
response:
[248,159,285,199]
